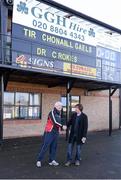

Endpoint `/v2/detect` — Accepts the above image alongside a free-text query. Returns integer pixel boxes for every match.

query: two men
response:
[36,102,88,167]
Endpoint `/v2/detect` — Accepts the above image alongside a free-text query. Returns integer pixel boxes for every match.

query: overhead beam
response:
[48,81,66,88]
[88,87,110,92]
[4,72,11,91]
[88,86,118,92]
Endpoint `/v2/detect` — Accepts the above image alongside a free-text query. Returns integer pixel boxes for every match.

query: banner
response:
[12,0,96,46]
[12,0,121,83]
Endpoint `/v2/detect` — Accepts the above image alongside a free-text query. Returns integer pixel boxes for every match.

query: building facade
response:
[0,0,121,140]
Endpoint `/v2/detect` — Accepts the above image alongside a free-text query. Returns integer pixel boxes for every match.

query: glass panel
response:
[71,96,80,109]
[28,107,40,118]
[4,106,14,119]
[16,92,29,106]
[61,96,66,107]
[34,94,40,105]
[30,93,40,105]
[63,107,66,112]
[4,92,14,105]
[15,106,28,119]
[28,107,33,117]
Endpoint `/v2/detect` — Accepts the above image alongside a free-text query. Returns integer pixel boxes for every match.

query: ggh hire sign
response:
[31,7,95,36]
[13,0,96,44]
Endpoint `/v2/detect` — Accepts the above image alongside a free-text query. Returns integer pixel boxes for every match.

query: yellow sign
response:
[64,63,96,78]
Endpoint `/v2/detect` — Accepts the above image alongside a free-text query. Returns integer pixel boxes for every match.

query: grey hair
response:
[54,101,63,107]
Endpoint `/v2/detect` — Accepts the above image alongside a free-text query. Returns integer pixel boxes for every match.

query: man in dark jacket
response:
[36,101,66,167]
[65,104,88,166]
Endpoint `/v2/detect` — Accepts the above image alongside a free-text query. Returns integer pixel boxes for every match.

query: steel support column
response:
[109,88,112,136]
[0,74,4,145]
[66,81,70,140]
[66,80,74,140]
[1,0,8,64]
[119,89,121,129]
[109,87,117,136]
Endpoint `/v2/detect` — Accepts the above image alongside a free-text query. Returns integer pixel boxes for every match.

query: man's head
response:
[75,104,83,114]
[54,101,63,111]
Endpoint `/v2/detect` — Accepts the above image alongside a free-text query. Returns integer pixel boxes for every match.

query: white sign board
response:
[13,0,96,46]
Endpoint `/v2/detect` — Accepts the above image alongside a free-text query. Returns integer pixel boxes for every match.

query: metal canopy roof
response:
[2,67,121,92]
[42,0,121,35]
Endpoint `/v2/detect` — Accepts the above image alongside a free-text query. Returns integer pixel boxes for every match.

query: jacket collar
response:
[53,107,60,115]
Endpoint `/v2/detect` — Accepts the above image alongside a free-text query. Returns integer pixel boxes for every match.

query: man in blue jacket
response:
[36,101,66,167]
[65,104,88,166]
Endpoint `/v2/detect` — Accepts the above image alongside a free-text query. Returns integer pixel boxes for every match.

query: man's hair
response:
[75,104,83,111]
[54,101,63,107]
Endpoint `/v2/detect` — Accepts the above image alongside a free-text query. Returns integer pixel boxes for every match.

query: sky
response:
[52,0,121,31]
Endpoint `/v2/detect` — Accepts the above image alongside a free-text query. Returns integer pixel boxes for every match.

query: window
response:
[61,95,80,123]
[29,93,40,118]
[4,92,41,120]
[4,106,14,119]
[16,92,29,106]
[4,92,14,105]
[30,93,40,106]
[71,96,80,112]
[4,92,14,119]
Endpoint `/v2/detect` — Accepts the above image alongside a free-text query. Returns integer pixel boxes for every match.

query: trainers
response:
[36,161,41,167]
[75,160,80,166]
[49,160,59,166]
[65,161,71,167]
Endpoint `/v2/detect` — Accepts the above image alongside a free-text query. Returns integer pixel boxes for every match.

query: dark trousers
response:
[37,130,59,162]
[67,136,82,162]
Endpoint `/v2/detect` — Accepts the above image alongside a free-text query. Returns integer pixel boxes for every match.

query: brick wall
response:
[3,81,119,138]
[41,93,61,134]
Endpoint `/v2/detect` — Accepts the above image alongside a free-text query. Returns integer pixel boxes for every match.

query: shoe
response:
[75,160,80,166]
[36,161,41,167]
[65,161,71,166]
[49,160,59,166]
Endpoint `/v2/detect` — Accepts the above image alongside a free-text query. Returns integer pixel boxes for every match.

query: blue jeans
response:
[67,136,82,162]
[37,130,59,162]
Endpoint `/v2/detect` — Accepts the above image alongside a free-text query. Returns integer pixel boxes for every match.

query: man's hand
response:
[63,125,67,131]
[81,137,86,143]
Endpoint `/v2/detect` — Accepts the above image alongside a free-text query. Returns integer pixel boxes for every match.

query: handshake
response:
[62,125,67,131]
